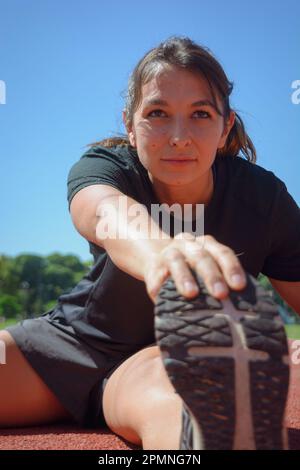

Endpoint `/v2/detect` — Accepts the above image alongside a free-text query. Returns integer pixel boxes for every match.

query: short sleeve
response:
[67,146,132,210]
[261,182,300,281]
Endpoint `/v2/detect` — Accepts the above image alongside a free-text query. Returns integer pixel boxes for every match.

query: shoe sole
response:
[154,271,290,450]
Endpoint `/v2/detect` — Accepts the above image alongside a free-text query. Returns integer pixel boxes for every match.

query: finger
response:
[162,247,199,298]
[183,241,229,298]
[173,232,196,252]
[196,235,246,290]
[145,263,170,303]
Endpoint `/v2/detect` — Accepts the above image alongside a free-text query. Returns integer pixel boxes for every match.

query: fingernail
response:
[231,274,245,285]
[213,282,227,296]
[184,281,198,293]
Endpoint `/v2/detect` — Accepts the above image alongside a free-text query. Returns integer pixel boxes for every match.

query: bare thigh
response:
[0,330,72,427]
[102,345,183,446]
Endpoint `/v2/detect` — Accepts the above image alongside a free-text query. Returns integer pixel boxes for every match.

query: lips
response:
[161,156,197,162]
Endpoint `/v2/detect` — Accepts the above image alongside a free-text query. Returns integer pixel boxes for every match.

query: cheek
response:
[145,128,167,146]
[138,130,167,157]
[136,121,168,142]
[195,125,223,147]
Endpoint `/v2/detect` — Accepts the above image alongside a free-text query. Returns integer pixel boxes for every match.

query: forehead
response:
[140,66,214,103]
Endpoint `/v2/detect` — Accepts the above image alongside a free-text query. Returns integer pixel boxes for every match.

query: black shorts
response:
[6,313,155,428]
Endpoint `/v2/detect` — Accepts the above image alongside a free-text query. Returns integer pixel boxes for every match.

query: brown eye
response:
[194,110,211,118]
[148,109,166,117]
[147,109,211,119]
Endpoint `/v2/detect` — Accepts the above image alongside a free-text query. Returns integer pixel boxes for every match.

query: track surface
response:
[0,340,299,450]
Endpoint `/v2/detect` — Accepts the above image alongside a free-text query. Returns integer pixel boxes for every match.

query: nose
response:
[169,118,192,147]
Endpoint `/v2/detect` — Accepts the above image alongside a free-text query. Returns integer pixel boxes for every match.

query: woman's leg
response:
[0,330,72,427]
[102,345,183,450]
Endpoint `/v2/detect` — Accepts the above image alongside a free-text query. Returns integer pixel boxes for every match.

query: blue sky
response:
[0,0,299,262]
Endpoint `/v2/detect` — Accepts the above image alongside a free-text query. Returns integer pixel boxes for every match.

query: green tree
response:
[0,294,22,319]
[0,255,19,295]
[0,252,91,318]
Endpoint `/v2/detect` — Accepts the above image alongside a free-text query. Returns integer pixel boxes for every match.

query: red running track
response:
[0,340,299,450]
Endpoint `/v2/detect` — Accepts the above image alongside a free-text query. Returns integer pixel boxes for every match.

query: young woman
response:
[1,36,299,450]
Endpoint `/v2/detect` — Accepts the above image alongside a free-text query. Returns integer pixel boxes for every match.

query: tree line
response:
[0,253,92,320]
[0,253,298,323]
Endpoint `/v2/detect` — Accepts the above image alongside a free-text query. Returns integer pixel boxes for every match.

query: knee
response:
[102,348,182,446]
[139,355,180,410]
[104,351,176,421]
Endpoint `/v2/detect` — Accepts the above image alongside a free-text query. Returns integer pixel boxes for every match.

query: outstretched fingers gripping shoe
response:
[154,271,290,450]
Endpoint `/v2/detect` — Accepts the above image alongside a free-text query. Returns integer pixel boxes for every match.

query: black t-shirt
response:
[53,144,300,352]
[68,144,300,281]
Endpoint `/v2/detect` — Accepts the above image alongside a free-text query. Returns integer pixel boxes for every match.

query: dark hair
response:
[89,36,256,163]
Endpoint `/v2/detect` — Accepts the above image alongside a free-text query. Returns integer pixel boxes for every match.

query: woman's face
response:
[124,65,235,188]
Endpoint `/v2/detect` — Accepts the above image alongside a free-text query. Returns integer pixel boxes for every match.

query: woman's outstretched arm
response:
[70,183,247,302]
[70,183,170,280]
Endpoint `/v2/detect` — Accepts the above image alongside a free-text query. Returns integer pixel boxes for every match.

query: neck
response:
[150,167,214,213]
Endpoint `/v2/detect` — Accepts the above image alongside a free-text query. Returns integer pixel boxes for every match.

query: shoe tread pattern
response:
[154,270,290,450]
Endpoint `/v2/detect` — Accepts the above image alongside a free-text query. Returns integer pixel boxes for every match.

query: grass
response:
[0,318,19,330]
[285,324,300,340]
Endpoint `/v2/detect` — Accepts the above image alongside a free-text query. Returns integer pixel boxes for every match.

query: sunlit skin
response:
[123,65,235,211]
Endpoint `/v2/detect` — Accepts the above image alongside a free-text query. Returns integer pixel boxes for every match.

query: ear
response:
[122,109,136,147]
[217,110,235,149]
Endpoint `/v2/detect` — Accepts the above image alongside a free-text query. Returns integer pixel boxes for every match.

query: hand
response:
[143,233,247,303]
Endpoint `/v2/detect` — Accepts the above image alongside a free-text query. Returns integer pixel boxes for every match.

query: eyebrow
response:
[143,98,217,109]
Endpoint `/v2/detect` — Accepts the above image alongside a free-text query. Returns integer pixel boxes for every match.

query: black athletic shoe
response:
[178,403,202,450]
[154,271,290,450]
